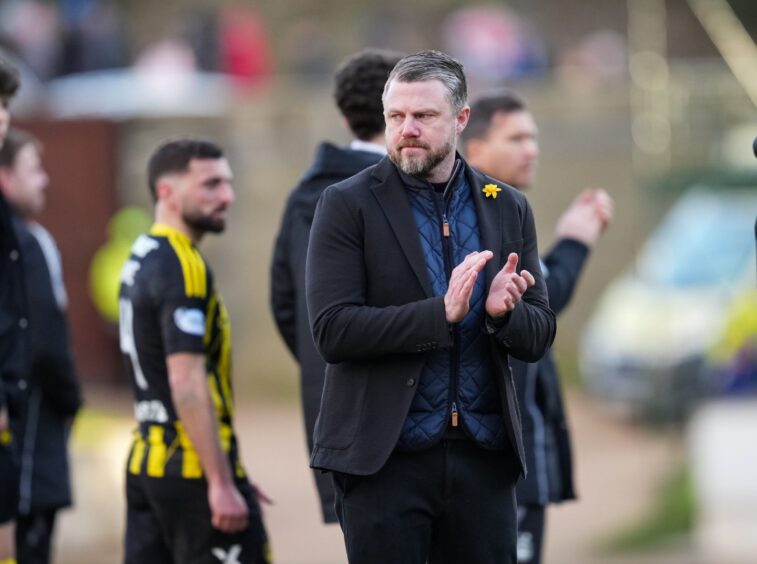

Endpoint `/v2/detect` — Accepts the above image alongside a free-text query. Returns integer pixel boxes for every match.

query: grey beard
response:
[391,140,453,179]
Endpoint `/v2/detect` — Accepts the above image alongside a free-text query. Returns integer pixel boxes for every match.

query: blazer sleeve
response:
[542,238,590,316]
[486,198,556,362]
[306,185,452,364]
[269,194,298,359]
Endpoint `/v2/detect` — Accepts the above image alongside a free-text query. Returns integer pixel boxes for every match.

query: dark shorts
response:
[124,473,271,564]
[0,440,19,525]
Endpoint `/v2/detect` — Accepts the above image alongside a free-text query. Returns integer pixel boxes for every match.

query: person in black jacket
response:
[463,90,613,564]
[306,51,555,563]
[0,56,28,564]
[270,48,401,524]
[0,129,82,564]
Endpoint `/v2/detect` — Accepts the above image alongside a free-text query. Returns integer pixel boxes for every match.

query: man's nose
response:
[401,117,420,137]
[222,184,236,205]
[526,139,539,160]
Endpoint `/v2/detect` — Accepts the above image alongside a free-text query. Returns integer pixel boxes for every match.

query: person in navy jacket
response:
[463,90,613,564]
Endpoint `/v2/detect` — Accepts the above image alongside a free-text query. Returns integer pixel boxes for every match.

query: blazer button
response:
[406,378,415,387]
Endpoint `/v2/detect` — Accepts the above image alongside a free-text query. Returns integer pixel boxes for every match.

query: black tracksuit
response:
[270,142,382,523]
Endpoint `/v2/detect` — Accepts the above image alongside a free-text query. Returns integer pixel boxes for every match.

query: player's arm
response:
[167,352,248,533]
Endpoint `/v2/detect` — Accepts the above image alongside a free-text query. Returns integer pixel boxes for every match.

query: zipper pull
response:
[442,214,450,238]
[451,402,458,427]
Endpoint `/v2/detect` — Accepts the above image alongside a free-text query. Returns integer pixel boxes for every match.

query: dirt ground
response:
[54,390,698,564]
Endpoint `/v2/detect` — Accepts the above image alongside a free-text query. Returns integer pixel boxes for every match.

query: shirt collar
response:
[349,139,387,156]
[150,223,193,245]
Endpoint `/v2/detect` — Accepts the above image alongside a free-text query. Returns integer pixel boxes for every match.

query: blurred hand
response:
[445,251,493,323]
[249,481,274,513]
[593,188,614,229]
[208,481,249,533]
[555,189,614,248]
[486,253,535,318]
[0,407,7,434]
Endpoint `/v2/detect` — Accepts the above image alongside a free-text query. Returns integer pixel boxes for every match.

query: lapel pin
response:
[482,183,502,199]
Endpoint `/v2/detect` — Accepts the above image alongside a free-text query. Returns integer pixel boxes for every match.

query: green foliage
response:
[601,463,697,553]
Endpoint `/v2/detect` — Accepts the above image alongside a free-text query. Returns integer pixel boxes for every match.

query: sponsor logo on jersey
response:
[173,307,206,336]
[134,400,169,423]
[212,544,242,563]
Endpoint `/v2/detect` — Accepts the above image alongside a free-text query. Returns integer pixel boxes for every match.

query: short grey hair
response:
[382,50,468,113]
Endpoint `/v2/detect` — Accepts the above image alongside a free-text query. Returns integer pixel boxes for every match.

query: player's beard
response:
[183,209,226,234]
[388,136,455,179]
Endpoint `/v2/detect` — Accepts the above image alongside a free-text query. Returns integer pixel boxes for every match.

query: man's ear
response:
[155,177,174,202]
[456,106,470,134]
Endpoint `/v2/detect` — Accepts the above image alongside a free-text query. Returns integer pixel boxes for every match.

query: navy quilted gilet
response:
[398,165,507,450]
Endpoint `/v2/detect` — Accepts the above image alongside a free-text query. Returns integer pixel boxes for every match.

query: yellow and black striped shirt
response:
[119,224,244,480]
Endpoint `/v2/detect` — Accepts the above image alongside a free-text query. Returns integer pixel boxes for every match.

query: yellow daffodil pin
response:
[482,183,501,199]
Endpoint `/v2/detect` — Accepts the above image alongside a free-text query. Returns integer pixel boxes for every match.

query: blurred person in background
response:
[306,50,555,563]
[119,140,270,563]
[270,47,401,525]
[0,56,28,564]
[462,90,613,564]
[0,129,82,564]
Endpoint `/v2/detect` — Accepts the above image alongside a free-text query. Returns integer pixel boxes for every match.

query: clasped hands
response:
[444,251,535,323]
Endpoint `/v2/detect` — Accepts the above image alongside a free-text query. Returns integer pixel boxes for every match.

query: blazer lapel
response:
[370,159,433,297]
[467,166,503,289]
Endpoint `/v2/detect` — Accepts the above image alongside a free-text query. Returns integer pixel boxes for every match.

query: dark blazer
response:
[306,156,556,476]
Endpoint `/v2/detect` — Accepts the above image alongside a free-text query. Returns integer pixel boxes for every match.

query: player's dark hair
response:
[147,139,224,201]
[334,49,402,141]
[461,90,527,144]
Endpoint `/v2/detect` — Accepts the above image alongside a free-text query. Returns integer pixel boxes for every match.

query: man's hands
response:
[445,251,536,322]
[554,189,614,248]
[486,253,535,318]
[445,251,493,323]
[208,480,249,533]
